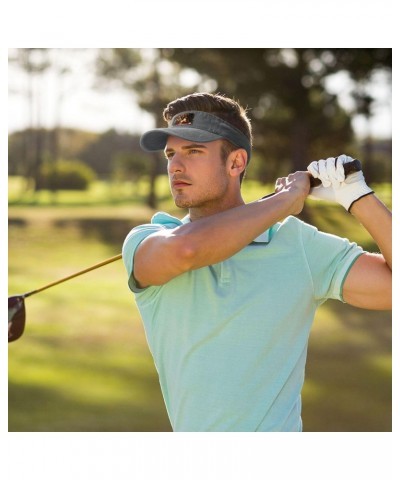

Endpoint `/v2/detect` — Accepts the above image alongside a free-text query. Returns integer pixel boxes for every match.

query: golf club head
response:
[8,296,26,342]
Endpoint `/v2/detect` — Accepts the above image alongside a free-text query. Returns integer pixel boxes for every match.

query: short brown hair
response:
[164,92,252,140]
[163,93,252,183]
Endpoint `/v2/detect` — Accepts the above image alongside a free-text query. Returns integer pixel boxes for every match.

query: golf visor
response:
[140,111,251,161]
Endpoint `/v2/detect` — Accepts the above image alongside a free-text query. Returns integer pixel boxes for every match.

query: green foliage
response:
[80,129,144,177]
[112,151,150,182]
[8,128,99,175]
[38,159,96,191]
[162,48,391,177]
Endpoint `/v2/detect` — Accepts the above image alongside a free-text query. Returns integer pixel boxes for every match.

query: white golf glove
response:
[307,154,374,211]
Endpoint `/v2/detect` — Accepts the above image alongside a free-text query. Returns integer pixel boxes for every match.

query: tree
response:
[9,48,87,190]
[79,129,142,178]
[329,48,392,182]
[165,48,391,181]
[94,48,391,201]
[9,48,51,189]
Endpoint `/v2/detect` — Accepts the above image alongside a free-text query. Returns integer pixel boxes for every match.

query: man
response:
[122,92,392,432]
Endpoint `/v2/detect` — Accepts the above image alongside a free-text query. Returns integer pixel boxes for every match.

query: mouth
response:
[171,179,192,189]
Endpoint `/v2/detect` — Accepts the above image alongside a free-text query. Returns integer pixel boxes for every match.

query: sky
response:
[8,49,155,135]
[8,48,392,140]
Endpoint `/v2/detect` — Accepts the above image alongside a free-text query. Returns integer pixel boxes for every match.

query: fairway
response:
[8,181,392,432]
[8,205,172,431]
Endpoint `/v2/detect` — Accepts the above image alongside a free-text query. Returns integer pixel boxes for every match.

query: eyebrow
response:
[164,143,208,155]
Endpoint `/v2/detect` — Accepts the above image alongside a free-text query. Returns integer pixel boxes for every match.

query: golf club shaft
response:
[23,253,122,298]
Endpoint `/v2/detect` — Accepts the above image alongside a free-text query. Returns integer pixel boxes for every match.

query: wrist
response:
[273,188,306,216]
[348,191,375,214]
[343,185,374,212]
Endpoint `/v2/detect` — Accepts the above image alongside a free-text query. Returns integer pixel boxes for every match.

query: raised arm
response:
[342,194,391,309]
[134,172,310,288]
[308,155,392,310]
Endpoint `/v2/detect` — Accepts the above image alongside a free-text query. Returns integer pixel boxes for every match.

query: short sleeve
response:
[122,224,165,292]
[122,212,184,293]
[300,221,364,302]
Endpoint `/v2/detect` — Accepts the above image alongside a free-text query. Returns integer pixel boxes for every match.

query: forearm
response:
[350,194,392,270]
[173,190,300,270]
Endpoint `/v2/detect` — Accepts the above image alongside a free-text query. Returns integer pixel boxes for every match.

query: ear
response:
[228,149,247,179]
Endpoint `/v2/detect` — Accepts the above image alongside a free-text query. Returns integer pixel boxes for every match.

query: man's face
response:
[164,136,230,210]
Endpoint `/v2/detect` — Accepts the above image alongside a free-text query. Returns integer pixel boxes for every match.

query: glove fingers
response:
[318,159,332,187]
[326,157,341,189]
[335,155,347,183]
[337,154,353,165]
[307,161,319,178]
[307,154,371,210]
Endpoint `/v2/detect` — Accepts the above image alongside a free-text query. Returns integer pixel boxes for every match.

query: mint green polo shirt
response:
[122,212,364,432]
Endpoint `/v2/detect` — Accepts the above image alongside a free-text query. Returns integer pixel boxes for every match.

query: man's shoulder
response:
[123,211,185,248]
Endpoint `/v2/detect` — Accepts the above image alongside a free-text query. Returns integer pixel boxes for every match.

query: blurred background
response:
[8,48,392,432]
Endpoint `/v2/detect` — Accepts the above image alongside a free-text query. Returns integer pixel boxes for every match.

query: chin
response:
[174,199,194,209]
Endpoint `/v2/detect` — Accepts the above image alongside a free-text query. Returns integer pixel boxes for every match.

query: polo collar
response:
[251,230,271,244]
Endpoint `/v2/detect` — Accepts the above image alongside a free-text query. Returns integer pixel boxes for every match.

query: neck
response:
[188,192,245,221]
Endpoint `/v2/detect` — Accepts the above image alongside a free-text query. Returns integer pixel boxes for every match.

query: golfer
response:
[122,92,392,432]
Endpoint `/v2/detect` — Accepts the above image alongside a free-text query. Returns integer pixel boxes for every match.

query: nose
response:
[167,152,185,175]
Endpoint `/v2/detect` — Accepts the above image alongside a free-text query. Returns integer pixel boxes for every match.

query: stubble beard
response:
[172,177,230,211]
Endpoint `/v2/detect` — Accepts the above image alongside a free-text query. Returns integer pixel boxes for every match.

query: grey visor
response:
[140,110,251,160]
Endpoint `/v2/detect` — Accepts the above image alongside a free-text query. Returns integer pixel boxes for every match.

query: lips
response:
[172,178,192,188]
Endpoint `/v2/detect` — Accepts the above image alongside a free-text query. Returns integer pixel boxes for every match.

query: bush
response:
[112,152,151,182]
[39,160,96,190]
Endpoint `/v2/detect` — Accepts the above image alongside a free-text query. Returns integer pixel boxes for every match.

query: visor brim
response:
[140,127,223,152]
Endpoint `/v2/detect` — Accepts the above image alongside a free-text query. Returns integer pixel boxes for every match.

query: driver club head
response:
[8,295,26,342]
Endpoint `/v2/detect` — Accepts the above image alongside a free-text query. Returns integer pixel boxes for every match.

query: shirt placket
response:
[219,261,231,286]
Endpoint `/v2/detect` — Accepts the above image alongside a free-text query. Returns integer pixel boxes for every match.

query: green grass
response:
[8,217,172,431]
[8,175,173,207]
[8,177,391,431]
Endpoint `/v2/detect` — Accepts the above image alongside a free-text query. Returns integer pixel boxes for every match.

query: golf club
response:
[8,253,122,342]
[8,159,361,343]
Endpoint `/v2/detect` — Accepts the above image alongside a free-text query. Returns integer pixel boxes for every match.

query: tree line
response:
[9,48,392,207]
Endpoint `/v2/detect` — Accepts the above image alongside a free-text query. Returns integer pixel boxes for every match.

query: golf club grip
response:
[262,159,362,199]
[309,159,362,187]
